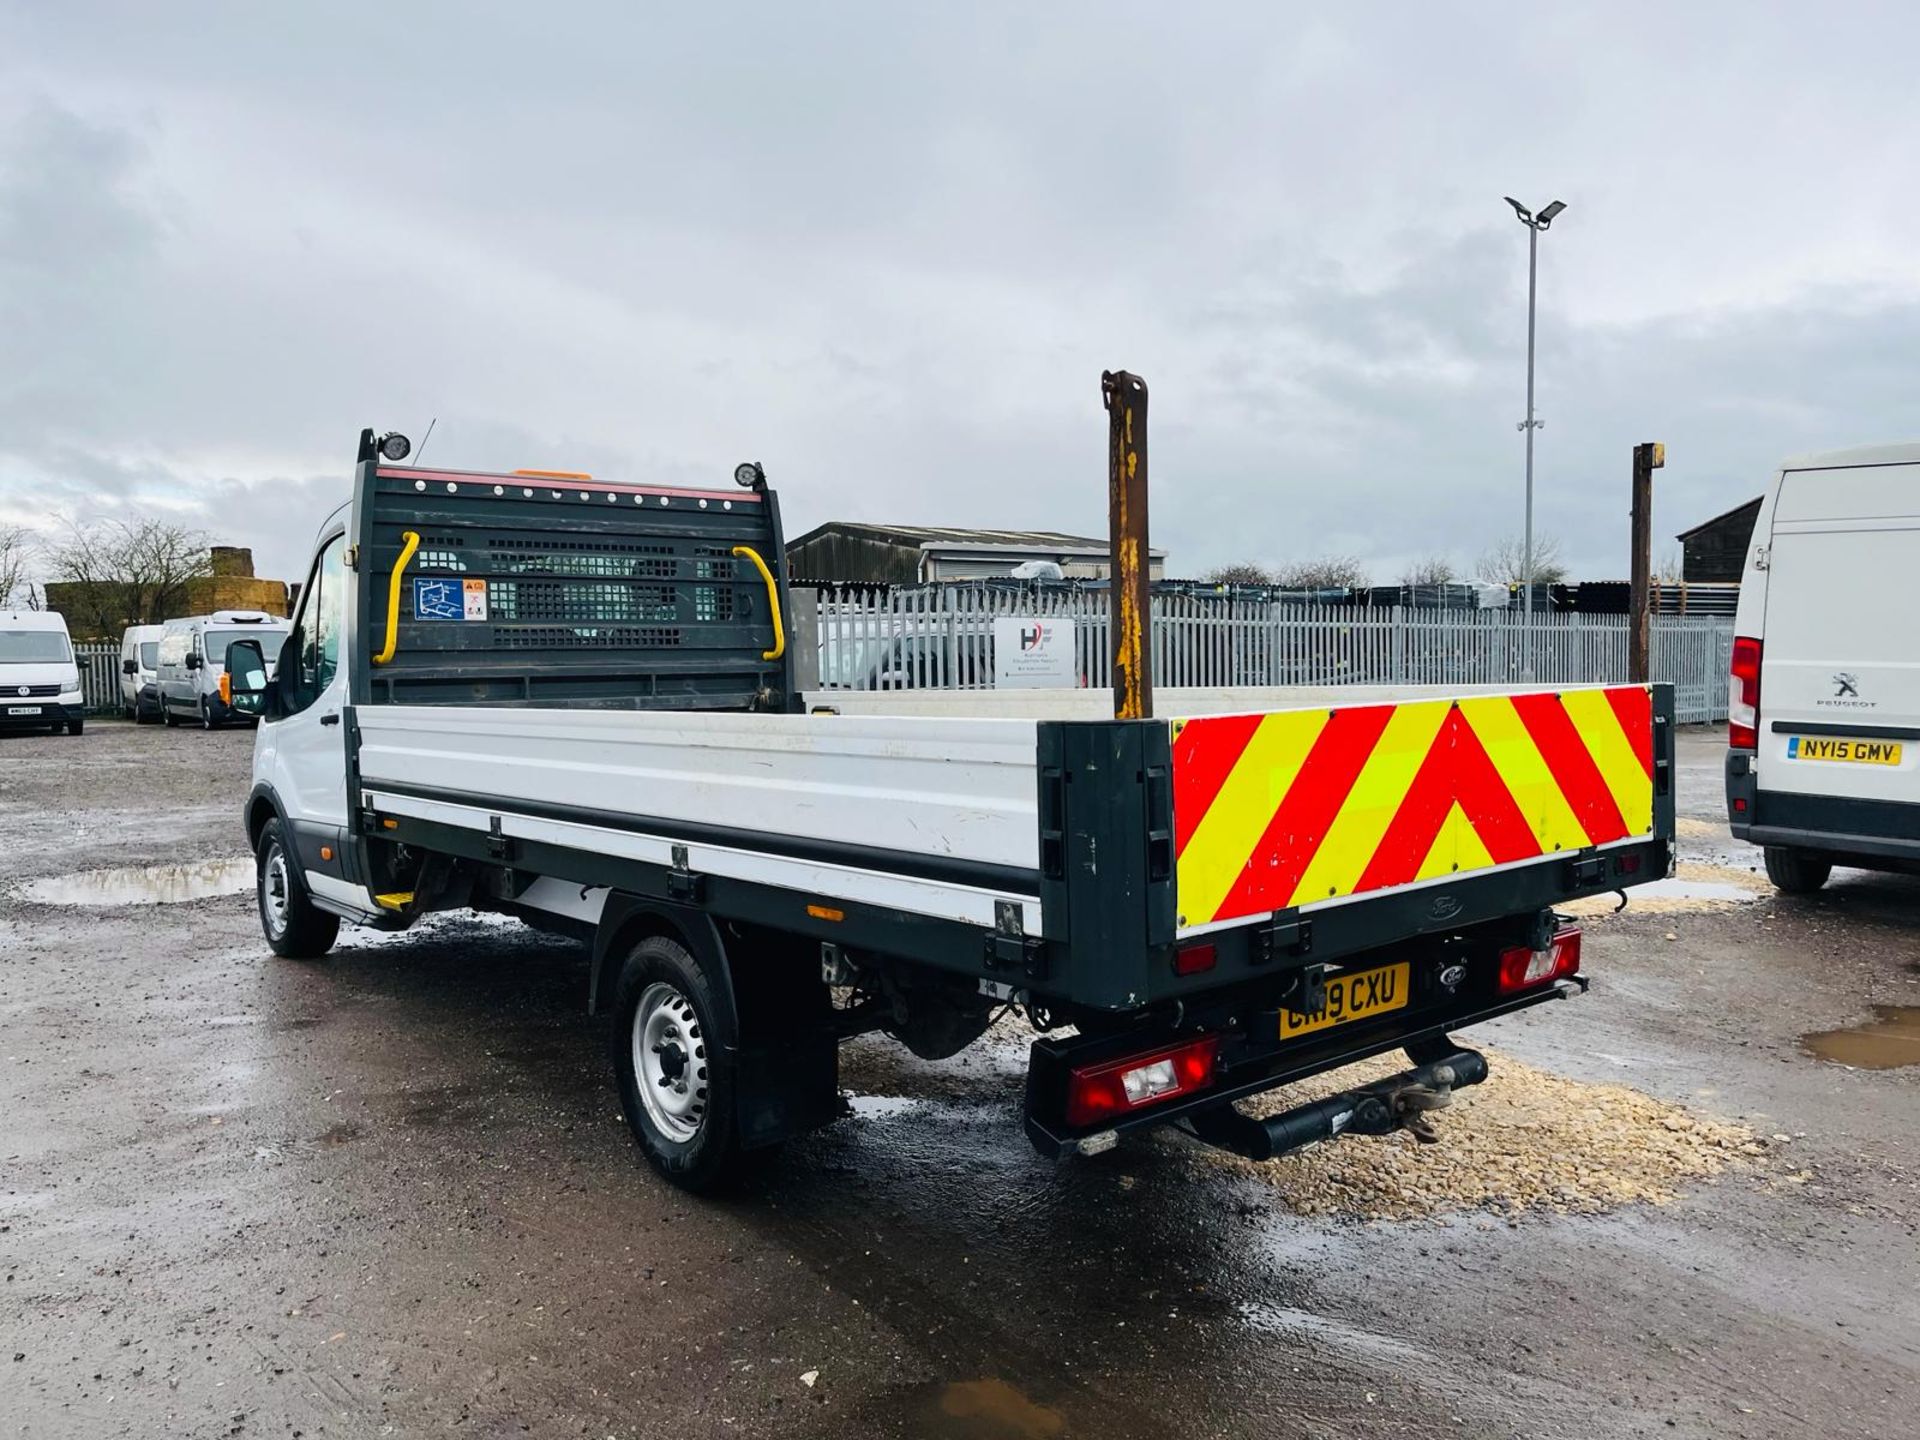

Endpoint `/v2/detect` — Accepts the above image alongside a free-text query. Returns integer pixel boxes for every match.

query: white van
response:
[119,623,166,722]
[0,610,85,736]
[157,610,290,730]
[1727,444,1920,891]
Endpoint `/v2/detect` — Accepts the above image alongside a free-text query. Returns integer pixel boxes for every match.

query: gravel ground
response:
[3,721,1919,1439]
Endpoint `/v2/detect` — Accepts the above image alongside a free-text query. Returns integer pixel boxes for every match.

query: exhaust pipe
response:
[1185,1048,1489,1162]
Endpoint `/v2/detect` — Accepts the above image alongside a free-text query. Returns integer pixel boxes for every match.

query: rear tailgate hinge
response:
[1254,912,1313,966]
[985,899,1046,979]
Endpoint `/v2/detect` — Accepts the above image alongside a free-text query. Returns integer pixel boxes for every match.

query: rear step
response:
[1184,1047,1489,1162]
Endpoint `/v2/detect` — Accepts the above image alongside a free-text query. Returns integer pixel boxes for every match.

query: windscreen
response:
[203,628,284,669]
[0,630,71,664]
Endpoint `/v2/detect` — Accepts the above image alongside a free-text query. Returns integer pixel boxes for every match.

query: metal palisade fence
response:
[74,642,124,713]
[801,585,1736,723]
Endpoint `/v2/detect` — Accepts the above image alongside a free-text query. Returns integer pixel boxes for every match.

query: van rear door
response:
[1758,462,1920,810]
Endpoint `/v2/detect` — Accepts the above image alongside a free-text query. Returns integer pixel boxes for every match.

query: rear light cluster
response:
[1064,1034,1220,1128]
[1497,926,1583,994]
[1729,635,1762,750]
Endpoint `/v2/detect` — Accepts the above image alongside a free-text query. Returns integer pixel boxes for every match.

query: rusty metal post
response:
[1628,441,1664,683]
[1103,370,1152,720]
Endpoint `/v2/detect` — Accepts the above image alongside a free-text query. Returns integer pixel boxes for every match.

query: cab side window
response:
[282,537,345,715]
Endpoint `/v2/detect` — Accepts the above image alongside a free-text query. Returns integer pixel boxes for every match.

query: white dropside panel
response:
[808,683,1549,721]
[355,705,1044,873]
[370,789,1042,933]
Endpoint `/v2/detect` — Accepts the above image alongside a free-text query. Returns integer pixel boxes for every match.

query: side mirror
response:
[122,659,139,675]
[185,653,202,671]
[223,640,270,717]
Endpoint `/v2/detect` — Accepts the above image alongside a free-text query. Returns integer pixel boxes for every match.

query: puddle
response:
[897,1379,1067,1440]
[17,857,253,907]
[1561,861,1764,917]
[1801,1007,1920,1069]
[1631,877,1758,903]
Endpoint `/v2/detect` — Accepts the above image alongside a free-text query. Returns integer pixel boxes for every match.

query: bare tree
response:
[1474,534,1567,586]
[1655,545,1685,586]
[0,524,33,609]
[1271,555,1369,590]
[43,518,213,636]
[1201,561,1275,586]
[1399,554,1458,587]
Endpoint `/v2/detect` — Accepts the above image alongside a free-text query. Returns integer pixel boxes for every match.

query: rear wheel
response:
[1764,846,1832,895]
[612,935,752,1193]
[256,818,340,959]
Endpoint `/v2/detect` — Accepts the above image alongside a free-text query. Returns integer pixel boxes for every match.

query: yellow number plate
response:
[1279,961,1411,1040]
[1786,736,1902,766]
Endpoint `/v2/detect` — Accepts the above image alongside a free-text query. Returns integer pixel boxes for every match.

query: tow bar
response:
[1184,1047,1489,1162]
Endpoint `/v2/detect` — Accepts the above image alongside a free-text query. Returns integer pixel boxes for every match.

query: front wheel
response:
[611,935,752,1193]
[162,703,178,728]
[66,716,84,736]
[200,699,216,731]
[1764,845,1832,895]
[256,818,340,959]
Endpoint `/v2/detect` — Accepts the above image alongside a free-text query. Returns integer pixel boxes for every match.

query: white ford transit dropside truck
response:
[228,428,1676,1194]
[1727,444,1920,892]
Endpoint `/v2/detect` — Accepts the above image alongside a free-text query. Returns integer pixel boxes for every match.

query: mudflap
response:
[734,1036,842,1150]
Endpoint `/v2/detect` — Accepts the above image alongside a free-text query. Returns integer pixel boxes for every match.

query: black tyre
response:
[66,716,84,736]
[611,935,752,1193]
[256,818,340,959]
[1764,845,1832,895]
[123,704,135,721]
[200,699,216,731]
[162,702,178,728]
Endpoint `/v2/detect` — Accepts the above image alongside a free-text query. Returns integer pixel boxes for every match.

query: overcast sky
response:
[4,3,1916,590]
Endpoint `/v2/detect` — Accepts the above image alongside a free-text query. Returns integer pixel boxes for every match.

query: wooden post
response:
[1103,370,1152,720]
[1629,441,1664,683]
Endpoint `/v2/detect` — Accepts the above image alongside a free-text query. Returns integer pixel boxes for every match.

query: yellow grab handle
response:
[731,544,785,661]
[375,530,421,666]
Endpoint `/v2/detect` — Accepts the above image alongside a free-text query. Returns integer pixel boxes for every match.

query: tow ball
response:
[1186,1048,1489,1162]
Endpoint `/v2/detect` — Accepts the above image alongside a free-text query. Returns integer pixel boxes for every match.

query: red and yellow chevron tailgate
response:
[1171,686,1655,930]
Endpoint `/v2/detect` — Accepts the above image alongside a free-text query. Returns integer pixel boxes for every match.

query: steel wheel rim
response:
[263,844,291,938]
[633,981,708,1144]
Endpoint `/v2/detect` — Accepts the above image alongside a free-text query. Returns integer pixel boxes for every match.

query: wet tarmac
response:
[3,722,1918,1438]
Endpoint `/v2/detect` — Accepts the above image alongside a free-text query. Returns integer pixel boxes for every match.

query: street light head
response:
[1536,199,1568,227]
[1503,196,1533,225]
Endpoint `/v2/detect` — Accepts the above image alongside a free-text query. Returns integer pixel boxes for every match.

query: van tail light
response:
[1064,1034,1220,1128]
[1497,927,1583,994]
[1729,635,1762,750]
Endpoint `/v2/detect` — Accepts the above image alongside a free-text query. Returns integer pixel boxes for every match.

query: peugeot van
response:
[1727,444,1920,891]
[157,611,289,729]
[0,610,85,736]
[119,622,165,722]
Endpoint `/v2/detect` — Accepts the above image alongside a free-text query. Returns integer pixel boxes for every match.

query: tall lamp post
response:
[1503,195,1566,680]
